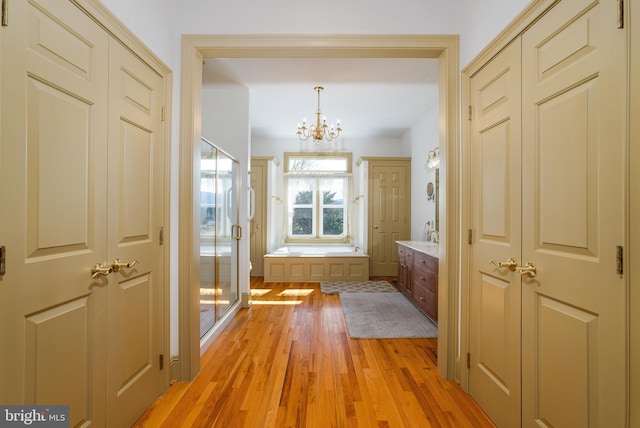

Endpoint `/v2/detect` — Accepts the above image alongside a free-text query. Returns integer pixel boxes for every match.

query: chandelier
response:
[296,86,342,143]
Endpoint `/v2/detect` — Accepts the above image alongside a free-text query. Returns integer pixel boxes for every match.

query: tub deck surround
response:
[263,244,370,282]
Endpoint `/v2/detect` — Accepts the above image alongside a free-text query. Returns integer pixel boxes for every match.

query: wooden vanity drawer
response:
[413,265,438,293]
[413,280,437,323]
[413,260,437,293]
[414,254,437,271]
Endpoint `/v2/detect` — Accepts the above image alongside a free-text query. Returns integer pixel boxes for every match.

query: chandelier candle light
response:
[427,147,440,169]
[296,86,342,143]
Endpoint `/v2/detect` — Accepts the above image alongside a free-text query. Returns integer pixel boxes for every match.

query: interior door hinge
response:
[159,227,164,245]
[467,352,471,369]
[160,106,165,122]
[617,0,624,29]
[468,229,473,245]
[2,0,8,27]
[468,105,473,121]
[616,245,623,275]
[159,354,164,370]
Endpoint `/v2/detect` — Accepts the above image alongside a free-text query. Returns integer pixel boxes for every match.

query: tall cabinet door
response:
[0,0,109,426]
[468,0,627,425]
[521,0,627,425]
[468,39,522,428]
[105,39,164,427]
[369,160,411,276]
[249,159,267,277]
[0,3,166,427]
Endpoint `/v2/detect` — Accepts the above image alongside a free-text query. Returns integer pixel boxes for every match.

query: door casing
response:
[178,34,461,382]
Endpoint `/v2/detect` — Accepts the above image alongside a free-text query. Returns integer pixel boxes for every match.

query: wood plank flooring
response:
[134,277,495,427]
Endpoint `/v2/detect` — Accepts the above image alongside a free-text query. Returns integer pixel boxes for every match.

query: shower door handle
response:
[232,224,242,240]
[248,187,255,221]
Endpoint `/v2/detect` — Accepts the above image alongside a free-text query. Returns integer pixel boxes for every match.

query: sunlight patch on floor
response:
[251,289,272,296]
[278,289,314,297]
[200,299,230,305]
[250,300,303,305]
[200,288,222,296]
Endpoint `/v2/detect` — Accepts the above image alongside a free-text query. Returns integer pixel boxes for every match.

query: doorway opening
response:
[178,35,461,382]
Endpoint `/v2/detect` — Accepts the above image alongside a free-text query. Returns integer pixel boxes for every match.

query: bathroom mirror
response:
[434,169,439,232]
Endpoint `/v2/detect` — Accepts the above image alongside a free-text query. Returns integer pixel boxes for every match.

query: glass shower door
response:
[199,138,239,339]
[215,150,239,320]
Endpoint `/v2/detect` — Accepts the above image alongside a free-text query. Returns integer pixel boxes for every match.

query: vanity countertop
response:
[396,240,439,259]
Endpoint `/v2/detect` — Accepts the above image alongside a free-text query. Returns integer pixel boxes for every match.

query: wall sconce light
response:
[426,147,440,169]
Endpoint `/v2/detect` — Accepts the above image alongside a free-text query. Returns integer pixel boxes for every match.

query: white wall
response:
[404,105,440,241]
[172,0,461,36]
[100,0,176,66]
[459,0,532,66]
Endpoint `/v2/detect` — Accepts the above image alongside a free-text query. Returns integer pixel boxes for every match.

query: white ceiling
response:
[202,57,440,140]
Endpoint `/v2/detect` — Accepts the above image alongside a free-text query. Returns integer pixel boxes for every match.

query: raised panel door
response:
[469,38,522,428]
[106,38,164,427]
[521,0,627,425]
[250,160,266,276]
[0,1,109,426]
[369,162,410,276]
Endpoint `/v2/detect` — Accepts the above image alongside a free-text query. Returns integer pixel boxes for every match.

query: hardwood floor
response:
[134,277,494,427]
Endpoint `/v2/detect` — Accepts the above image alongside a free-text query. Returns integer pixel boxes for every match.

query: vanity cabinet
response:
[396,241,438,324]
[397,245,413,295]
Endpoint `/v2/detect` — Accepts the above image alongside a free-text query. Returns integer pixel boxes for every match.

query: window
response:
[285,153,351,241]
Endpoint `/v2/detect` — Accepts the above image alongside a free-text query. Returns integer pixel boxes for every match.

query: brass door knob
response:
[111,259,139,272]
[517,263,537,278]
[91,263,113,278]
[489,257,518,271]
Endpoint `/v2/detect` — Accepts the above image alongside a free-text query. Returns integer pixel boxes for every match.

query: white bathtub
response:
[270,244,364,256]
[263,244,370,282]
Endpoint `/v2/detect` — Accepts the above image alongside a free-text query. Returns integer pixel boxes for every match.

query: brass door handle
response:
[517,262,537,277]
[91,263,113,278]
[111,258,139,272]
[490,257,518,271]
[373,225,380,229]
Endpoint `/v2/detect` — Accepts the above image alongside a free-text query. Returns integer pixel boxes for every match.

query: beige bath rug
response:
[320,280,398,294]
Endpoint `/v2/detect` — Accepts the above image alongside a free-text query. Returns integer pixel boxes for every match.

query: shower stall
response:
[199,137,240,339]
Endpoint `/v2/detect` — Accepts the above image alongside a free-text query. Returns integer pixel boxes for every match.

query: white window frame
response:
[284,153,352,242]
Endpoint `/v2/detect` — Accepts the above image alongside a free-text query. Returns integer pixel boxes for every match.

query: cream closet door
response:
[521,0,626,426]
[0,0,109,426]
[249,159,266,277]
[105,39,164,427]
[468,39,522,428]
[369,161,411,276]
[0,2,164,427]
[469,0,627,426]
